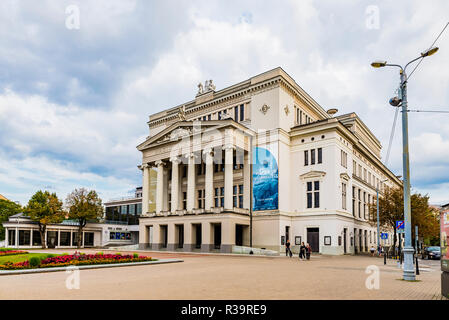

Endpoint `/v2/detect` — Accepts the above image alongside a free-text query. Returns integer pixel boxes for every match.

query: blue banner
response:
[252,143,279,211]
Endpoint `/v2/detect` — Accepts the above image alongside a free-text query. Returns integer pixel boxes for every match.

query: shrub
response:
[133,253,139,258]
[97,252,104,255]
[29,257,41,267]
[115,252,122,256]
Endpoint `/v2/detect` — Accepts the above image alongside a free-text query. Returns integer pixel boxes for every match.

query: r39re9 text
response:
[225,304,267,315]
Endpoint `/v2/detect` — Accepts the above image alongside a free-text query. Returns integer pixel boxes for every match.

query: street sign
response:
[381,233,388,240]
[397,229,405,234]
[396,220,404,230]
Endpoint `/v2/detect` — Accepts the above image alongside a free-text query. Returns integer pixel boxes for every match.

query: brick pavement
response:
[0,248,446,300]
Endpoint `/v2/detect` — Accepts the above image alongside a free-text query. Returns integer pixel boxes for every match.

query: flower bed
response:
[0,250,28,256]
[0,252,155,270]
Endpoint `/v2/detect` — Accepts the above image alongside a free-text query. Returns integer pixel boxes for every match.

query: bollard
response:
[416,256,420,275]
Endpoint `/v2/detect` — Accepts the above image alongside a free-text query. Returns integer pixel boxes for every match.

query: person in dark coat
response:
[285,240,292,257]
[299,242,306,260]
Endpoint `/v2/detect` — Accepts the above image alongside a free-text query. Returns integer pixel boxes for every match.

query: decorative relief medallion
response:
[284,105,290,116]
[260,104,270,115]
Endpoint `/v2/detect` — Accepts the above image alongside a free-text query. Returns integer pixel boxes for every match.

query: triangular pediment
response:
[300,171,326,179]
[137,120,254,151]
[340,173,351,181]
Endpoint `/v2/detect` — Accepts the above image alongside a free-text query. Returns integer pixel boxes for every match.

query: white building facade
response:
[137,68,401,255]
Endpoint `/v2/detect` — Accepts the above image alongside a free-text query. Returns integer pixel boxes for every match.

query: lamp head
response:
[421,47,439,57]
[389,96,402,107]
[371,60,387,68]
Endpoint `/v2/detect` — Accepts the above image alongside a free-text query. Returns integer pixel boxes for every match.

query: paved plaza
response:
[0,249,446,300]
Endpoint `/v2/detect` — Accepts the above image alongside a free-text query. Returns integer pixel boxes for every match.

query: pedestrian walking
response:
[285,239,292,257]
[305,243,311,260]
[299,242,306,260]
[370,246,375,256]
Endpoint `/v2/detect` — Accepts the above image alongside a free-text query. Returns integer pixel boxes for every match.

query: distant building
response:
[2,188,142,249]
[0,194,8,201]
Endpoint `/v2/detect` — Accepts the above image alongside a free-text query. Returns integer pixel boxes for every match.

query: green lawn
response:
[0,253,59,264]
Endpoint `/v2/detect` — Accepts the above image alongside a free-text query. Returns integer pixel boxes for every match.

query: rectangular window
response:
[311,149,316,165]
[342,183,347,210]
[306,181,320,208]
[240,104,244,122]
[183,192,187,210]
[19,230,31,246]
[314,181,320,208]
[60,232,71,246]
[307,182,313,208]
[317,148,322,164]
[358,189,361,218]
[341,150,347,168]
[198,190,205,209]
[234,106,238,121]
[352,186,356,216]
[299,110,303,125]
[304,150,309,166]
[353,161,357,175]
[218,111,222,120]
[208,114,211,121]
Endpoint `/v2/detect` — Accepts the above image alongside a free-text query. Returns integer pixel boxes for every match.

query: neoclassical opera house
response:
[136,67,400,255]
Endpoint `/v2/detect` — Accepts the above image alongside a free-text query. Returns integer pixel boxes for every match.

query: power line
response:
[385,106,399,167]
[408,109,449,113]
[408,21,449,80]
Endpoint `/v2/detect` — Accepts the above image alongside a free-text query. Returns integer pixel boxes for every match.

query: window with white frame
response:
[341,150,347,168]
[214,187,224,207]
[342,182,347,210]
[307,181,320,208]
[233,184,244,208]
[197,189,205,209]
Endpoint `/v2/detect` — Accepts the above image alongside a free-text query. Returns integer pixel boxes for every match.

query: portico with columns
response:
[137,120,254,253]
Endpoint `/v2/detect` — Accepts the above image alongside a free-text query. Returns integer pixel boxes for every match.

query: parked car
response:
[422,246,441,260]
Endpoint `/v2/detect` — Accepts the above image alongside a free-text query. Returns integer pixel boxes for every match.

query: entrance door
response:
[160,225,168,248]
[343,228,347,254]
[214,224,221,250]
[307,228,319,253]
[235,225,243,246]
[285,226,290,242]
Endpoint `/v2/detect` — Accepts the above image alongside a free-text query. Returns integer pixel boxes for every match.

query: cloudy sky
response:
[0,0,448,205]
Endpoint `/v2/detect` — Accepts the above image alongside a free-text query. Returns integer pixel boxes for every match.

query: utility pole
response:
[399,70,415,279]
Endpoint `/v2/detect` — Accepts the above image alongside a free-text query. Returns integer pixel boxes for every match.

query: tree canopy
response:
[65,188,103,248]
[23,190,65,248]
[0,199,22,241]
[369,186,440,247]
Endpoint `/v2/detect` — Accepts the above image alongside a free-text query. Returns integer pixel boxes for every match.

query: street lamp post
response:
[376,178,387,255]
[371,46,439,281]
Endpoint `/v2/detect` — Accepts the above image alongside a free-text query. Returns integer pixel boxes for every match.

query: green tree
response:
[0,199,22,241]
[24,191,65,248]
[65,188,103,248]
[369,187,440,250]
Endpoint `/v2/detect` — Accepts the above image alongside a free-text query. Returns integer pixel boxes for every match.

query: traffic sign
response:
[381,233,388,240]
[396,220,404,230]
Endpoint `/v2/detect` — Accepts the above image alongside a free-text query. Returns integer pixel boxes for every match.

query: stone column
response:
[152,224,160,250]
[167,223,176,251]
[203,148,214,210]
[170,157,181,213]
[224,145,235,210]
[186,153,197,211]
[155,160,166,214]
[183,223,193,252]
[201,222,212,252]
[57,230,61,247]
[243,150,251,209]
[30,229,33,247]
[221,219,235,253]
[15,227,18,248]
[4,228,8,247]
[140,164,150,215]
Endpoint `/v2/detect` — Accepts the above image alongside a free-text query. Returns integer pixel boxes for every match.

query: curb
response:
[0,258,183,276]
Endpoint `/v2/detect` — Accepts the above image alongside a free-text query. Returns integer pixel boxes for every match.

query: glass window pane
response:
[307,182,312,191]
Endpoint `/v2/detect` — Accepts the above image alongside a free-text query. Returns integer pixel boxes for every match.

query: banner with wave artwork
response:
[252,142,279,211]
